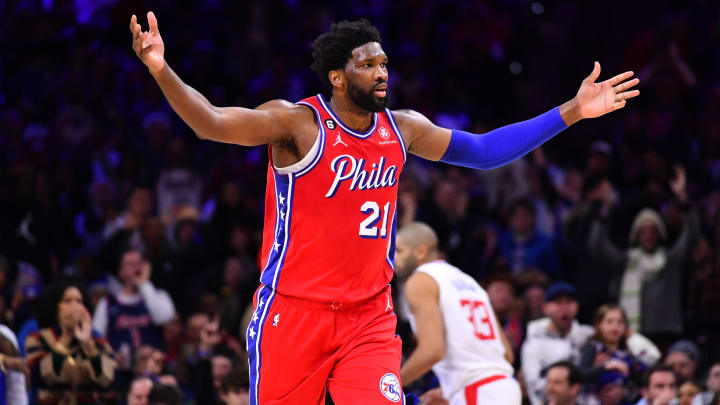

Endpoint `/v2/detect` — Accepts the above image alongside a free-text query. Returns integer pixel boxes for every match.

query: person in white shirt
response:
[93,248,176,370]
[395,222,521,405]
[691,362,720,405]
[522,282,660,405]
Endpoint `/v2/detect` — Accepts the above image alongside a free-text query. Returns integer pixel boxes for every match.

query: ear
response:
[570,383,581,397]
[328,69,344,88]
[414,244,429,261]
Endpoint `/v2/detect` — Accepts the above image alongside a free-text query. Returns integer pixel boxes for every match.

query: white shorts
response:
[449,375,522,405]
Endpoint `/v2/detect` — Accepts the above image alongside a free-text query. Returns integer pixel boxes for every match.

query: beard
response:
[348,79,389,112]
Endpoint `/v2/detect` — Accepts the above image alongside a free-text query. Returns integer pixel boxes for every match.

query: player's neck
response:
[328,95,374,133]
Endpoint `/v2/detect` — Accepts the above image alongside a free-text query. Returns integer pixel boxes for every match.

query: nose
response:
[374,65,388,82]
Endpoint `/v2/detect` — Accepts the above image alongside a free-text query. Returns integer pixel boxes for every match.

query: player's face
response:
[344,42,389,112]
[394,239,416,278]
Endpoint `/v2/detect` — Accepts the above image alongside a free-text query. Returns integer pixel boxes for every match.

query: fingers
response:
[583,61,601,84]
[613,77,639,93]
[607,71,634,86]
[147,11,159,34]
[615,89,640,102]
[612,100,627,110]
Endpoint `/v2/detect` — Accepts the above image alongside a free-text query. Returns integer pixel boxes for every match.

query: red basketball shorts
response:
[246,285,406,404]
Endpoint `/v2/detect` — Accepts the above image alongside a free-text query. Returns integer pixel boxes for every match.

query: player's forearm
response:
[400,348,443,387]
[439,107,567,170]
[150,62,221,140]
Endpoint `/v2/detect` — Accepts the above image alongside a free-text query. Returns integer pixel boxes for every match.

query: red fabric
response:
[259,95,405,303]
[254,285,403,404]
[464,374,507,405]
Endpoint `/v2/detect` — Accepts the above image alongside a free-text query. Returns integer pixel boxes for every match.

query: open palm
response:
[576,62,640,119]
[130,12,165,73]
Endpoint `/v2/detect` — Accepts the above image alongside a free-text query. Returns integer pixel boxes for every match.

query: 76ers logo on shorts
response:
[379,373,401,402]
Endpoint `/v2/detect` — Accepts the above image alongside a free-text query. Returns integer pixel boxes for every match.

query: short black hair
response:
[642,364,676,388]
[311,19,382,89]
[35,281,91,329]
[220,367,250,394]
[148,384,183,405]
[543,361,583,386]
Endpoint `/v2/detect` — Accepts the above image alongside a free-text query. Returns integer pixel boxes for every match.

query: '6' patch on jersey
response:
[324,119,336,130]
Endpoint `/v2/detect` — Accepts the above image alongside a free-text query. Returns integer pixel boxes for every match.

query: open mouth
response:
[373,83,387,98]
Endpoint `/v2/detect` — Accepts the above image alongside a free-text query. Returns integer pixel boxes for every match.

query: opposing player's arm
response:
[131,12,306,146]
[400,272,446,387]
[498,327,515,365]
[392,62,639,167]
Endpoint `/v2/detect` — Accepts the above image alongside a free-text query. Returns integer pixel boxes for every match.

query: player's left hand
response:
[575,62,640,118]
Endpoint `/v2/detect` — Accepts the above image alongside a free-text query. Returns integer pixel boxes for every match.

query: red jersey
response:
[258,94,406,303]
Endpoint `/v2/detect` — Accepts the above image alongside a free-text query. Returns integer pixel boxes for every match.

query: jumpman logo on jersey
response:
[333,133,348,147]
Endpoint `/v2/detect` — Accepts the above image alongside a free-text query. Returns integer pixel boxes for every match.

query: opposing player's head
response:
[395,222,439,278]
[311,19,388,112]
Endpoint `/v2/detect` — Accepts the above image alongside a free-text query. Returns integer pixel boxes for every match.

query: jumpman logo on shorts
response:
[385,294,392,312]
[333,133,347,147]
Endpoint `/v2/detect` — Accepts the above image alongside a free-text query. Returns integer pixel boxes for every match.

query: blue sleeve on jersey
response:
[439,106,567,170]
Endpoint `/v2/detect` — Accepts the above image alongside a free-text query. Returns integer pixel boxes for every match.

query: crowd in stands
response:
[2,0,720,404]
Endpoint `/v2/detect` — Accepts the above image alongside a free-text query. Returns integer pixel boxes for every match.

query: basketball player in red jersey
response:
[130,12,640,405]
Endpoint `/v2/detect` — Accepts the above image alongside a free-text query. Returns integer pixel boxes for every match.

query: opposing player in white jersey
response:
[395,222,521,405]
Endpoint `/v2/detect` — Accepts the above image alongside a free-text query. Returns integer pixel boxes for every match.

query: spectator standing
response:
[93,249,175,373]
[589,168,700,336]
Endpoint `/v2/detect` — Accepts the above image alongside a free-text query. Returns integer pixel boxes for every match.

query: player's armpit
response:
[207,99,316,147]
[400,272,446,386]
[390,109,452,161]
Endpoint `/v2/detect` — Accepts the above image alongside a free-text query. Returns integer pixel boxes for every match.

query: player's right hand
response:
[130,11,165,73]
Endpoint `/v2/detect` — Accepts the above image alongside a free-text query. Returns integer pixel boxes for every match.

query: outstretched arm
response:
[395,62,640,166]
[130,12,304,146]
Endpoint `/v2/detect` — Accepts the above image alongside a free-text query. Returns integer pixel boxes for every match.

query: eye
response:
[364,63,372,68]
[381,63,387,69]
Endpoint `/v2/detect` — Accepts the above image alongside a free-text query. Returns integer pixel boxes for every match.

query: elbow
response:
[429,345,446,365]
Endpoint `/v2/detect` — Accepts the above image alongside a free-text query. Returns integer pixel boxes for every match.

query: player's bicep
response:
[209,99,297,146]
[405,273,445,356]
[392,109,452,161]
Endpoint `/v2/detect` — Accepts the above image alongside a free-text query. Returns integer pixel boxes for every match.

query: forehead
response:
[547,367,569,380]
[350,42,385,61]
[650,371,675,384]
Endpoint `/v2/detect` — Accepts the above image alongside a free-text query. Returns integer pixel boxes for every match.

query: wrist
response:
[559,98,583,126]
[149,60,167,77]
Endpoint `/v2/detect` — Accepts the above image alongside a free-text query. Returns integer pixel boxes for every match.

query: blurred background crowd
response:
[2,0,720,404]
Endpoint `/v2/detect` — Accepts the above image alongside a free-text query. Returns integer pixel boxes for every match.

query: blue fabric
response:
[17,318,38,357]
[439,107,567,169]
[0,369,6,405]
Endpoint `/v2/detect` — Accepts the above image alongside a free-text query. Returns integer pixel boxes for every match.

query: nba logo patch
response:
[379,373,401,402]
[325,119,336,130]
[380,127,390,139]
[273,313,279,327]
